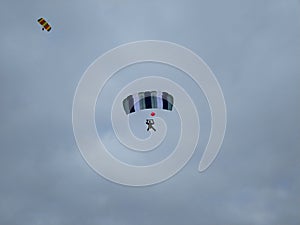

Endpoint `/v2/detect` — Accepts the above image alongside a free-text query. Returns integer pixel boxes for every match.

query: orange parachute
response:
[37,18,51,32]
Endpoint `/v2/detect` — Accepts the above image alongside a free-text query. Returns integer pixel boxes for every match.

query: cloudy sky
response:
[1,0,300,224]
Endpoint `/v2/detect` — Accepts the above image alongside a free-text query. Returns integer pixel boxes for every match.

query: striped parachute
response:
[37,18,51,32]
[123,91,174,115]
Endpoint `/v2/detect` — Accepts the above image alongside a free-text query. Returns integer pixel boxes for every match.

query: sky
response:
[0,0,300,224]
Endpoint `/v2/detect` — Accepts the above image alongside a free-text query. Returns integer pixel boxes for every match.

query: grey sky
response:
[0,0,300,224]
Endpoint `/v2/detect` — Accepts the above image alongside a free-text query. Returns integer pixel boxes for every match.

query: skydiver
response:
[146,119,156,131]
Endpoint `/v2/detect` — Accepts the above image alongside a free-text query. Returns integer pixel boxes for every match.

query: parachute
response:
[37,18,51,32]
[123,91,174,115]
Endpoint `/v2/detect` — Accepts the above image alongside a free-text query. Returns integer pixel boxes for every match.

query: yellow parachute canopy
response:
[37,18,51,32]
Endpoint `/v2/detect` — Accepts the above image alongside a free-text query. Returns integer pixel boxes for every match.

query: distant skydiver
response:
[37,18,51,32]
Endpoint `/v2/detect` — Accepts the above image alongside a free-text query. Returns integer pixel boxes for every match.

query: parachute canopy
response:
[123,91,174,115]
[37,18,51,32]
